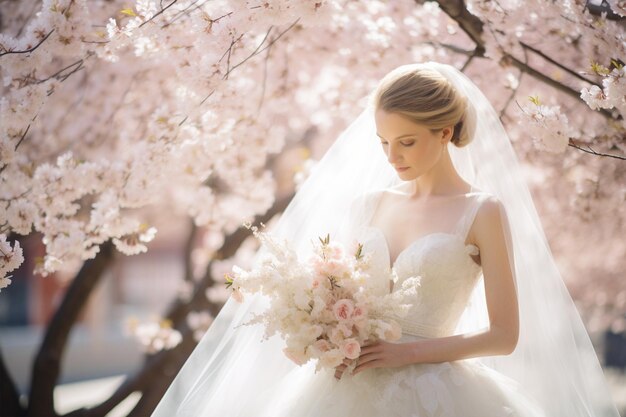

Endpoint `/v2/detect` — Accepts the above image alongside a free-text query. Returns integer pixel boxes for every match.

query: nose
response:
[387,143,403,166]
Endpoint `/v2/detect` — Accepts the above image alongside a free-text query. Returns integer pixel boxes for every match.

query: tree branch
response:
[429,0,485,56]
[0,29,54,58]
[61,192,293,417]
[429,0,616,121]
[0,345,25,417]
[138,0,178,28]
[503,53,613,119]
[27,241,114,417]
[223,18,299,80]
[183,219,198,282]
[519,41,598,87]
[569,140,626,161]
[61,326,197,417]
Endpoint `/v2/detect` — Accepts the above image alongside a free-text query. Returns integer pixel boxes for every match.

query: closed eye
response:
[379,139,415,147]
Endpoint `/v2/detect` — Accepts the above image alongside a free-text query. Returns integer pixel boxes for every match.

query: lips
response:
[395,166,409,172]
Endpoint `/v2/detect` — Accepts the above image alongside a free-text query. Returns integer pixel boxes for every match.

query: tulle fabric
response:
[233,334,546,417]
[150,62,620,417]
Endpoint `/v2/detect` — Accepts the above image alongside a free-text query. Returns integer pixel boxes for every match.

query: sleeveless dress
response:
[245,190,547,417]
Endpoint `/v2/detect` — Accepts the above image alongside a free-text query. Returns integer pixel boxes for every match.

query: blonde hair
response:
[371,65,473,147]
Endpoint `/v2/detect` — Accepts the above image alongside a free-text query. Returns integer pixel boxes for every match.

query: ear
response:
[440,126,454,144]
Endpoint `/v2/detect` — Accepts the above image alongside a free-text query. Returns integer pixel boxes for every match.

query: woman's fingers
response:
[335,358,360,380]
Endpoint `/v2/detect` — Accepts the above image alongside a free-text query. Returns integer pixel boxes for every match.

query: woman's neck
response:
[407,146,470,198]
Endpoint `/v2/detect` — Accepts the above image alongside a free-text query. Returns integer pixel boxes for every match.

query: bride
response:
[150,62,620,416]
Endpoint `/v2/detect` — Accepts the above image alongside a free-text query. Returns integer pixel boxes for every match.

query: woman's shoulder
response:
[472,193,508,239]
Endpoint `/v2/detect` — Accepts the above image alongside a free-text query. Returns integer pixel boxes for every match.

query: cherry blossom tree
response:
[0,0,624,415]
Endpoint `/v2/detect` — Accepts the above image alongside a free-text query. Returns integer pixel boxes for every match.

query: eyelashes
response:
[380,141,415,147]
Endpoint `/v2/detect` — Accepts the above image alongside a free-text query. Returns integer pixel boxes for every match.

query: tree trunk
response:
[0,345,26,417]
[27,242,114,417]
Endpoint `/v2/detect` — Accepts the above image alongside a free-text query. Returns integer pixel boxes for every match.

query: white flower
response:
[580,85,607,110]
[0,277,12,292]
[186,310,214,342]
[0,235,24,291]
[230,230,417,370]
[127,317,182,354]
[520,103,572,153]
[6,198,37,235]
[112,225,157,256]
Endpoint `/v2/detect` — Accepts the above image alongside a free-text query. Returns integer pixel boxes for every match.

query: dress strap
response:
[453,193,491,241]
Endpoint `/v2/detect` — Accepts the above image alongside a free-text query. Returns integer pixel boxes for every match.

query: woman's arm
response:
[350,197,519,375]
[404,196,519,363]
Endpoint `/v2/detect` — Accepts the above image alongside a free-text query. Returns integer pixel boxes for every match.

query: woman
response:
[151,63,620,416]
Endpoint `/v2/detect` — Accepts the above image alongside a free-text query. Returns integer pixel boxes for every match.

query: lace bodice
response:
[357,190,491,339]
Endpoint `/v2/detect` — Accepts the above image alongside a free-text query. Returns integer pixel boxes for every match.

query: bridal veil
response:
[150,62,620,417]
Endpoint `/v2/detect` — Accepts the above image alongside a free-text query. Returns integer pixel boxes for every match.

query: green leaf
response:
[120,8,137,16]
[528,95,541,106]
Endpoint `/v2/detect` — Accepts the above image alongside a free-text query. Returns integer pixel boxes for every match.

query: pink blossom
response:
[311,256,350,278]
[333,299,355,321]
[326,241,345,260]
[341,338,361,360]
[352,305,367,318]
[313,338,331,353]
[324,259,350,277]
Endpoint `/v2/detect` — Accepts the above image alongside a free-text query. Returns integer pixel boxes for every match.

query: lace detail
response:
[271,189,547,417]
[360,192,490,339]
[286,189,545,417]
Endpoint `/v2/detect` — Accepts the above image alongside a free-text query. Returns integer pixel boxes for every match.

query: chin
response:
[397,169,418,180]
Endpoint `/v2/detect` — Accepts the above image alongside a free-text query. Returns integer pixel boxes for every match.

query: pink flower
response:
[333,299,354,321]
[326,242,345,260]
[351,305,367,318]
[310,257,349,278]
[341,338,361,359]
[323,259,350,277]
[323,292,336,306]
[313,339,331,353]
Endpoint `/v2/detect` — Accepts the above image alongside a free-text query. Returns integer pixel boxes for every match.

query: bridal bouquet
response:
[226,223,420,372]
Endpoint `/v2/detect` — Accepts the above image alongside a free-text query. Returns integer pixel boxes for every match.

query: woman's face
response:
[374,108,451,180]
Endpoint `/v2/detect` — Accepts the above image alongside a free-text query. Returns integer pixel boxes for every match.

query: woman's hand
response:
[333,340,414,380]
[334,358,356,381]
[352,339,413,375]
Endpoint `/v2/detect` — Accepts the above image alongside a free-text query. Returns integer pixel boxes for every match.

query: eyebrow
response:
[375,133,415,141]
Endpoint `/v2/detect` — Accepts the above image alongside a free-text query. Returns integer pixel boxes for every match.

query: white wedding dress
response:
[232,189,547,417]
[152,63,620,417]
